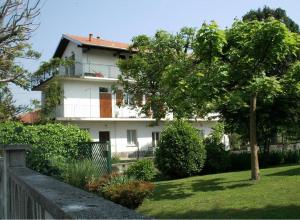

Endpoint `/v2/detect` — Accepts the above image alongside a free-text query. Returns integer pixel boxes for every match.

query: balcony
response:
[31,62,121,88]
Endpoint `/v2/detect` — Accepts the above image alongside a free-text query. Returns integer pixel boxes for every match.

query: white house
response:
[32,34,227,158]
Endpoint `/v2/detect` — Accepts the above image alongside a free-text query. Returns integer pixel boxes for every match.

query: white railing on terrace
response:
[31,62,121,88]
[62,104,144,119]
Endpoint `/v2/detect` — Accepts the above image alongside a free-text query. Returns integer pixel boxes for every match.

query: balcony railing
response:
[31,62,121,88]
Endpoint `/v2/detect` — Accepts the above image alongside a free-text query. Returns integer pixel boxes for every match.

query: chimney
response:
[96,36,100,39]
[89,33,93,41]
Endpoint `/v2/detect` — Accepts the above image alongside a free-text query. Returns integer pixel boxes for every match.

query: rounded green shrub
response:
[126,159,156,181]
[202,138,230,174]
[155,120,206,178]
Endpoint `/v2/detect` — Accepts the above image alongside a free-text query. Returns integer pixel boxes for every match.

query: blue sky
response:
[12,0,300,106]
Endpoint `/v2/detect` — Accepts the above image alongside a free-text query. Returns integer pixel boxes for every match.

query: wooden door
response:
[99,131,110,143]
[100,93,112,118]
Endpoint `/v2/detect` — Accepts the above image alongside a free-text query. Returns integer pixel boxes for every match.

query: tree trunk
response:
[250,93,260,180]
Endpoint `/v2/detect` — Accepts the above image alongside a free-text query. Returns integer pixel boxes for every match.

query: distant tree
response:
[0,85,24,121]
[243,6,299,33]
[0,0,41,87]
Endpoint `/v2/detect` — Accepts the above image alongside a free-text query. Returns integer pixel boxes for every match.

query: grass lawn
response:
[138,164,300,219]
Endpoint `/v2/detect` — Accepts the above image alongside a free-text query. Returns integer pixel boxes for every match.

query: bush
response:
[85,173,154,209]
[112,155,121,164]
[260,150,284,167]
[126,159,156,181]
[0,121,90,175]
[202,123,230,174]
[102,181,155,209]
[155,120,206,178]
[60,159,102,189]
[202,138,230,174]
[283,149,300,164]
[229,151,251,171]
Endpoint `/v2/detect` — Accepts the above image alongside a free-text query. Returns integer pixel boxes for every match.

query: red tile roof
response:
[19,110,41,124]
[64,34,130,51]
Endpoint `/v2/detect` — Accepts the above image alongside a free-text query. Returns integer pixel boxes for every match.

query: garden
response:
[1,120,300,218]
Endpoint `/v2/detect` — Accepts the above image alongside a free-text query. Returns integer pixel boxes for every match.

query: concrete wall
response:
[0,145,144,219]
[61,41,83,76]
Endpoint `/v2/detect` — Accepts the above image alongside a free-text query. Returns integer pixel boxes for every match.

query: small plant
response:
[126,159,156,181]
[112,155,121,164]
[85,173,155,209]
[155,120,206,178]
[61,159,102,189]
[102,180,155,209]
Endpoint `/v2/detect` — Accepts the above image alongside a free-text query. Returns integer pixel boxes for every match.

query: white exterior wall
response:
[67,120,217,157]
[62,79,140,118]
[61,42,83,75]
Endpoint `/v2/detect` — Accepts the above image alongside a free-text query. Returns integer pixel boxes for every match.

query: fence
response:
[77,141,112,175]
[0,144,144,219]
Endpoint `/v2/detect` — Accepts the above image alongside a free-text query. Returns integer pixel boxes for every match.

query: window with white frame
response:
[124,93,134,106]
[127,130,137,146]
[152,132,160,147]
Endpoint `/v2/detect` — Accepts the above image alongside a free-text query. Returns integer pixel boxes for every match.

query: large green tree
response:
[220,19,299,180]
[118,28,197,120]
[220,7,300,153]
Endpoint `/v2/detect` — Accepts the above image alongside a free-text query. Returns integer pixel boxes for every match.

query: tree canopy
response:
[118,17,300,180]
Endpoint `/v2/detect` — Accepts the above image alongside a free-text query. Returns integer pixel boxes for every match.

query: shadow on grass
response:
[142,204,300,219]
[151,178,252,201]
[267,167,300,176]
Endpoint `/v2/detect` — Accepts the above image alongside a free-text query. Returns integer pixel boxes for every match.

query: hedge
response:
[0,121,90,175]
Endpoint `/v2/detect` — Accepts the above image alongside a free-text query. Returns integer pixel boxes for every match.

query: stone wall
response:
[0,144,146,219]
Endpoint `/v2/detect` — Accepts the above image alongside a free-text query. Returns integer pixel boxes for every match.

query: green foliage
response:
[41,81,63,121]
[111,155,121,164]
[60,159,102,189]
[0,121,91,175]
[155,120,206,178]
[283,149,300,164]
[243,6,300,33]
[86,173,155,209]
[126,159,156,181]
[118,28,198,119]
[260,151,285,167]
[0,85,25,121]
[229,152,252,171]
[202,123,230,174]
[229,149,300,171]
[102,180,155,209]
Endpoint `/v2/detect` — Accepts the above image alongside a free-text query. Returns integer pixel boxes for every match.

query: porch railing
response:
[31,62,121,88]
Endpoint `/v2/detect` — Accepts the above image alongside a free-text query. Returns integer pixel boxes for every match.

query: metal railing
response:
[31,62,121,88]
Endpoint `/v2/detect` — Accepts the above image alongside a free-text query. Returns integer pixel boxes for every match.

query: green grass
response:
[138,164,300,219]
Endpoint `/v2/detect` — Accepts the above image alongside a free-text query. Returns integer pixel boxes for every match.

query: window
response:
[119,54,126,60]
[127,130,137,146]
[99,87,108,93]
[124,93,134,105]
[152,132,160,147]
